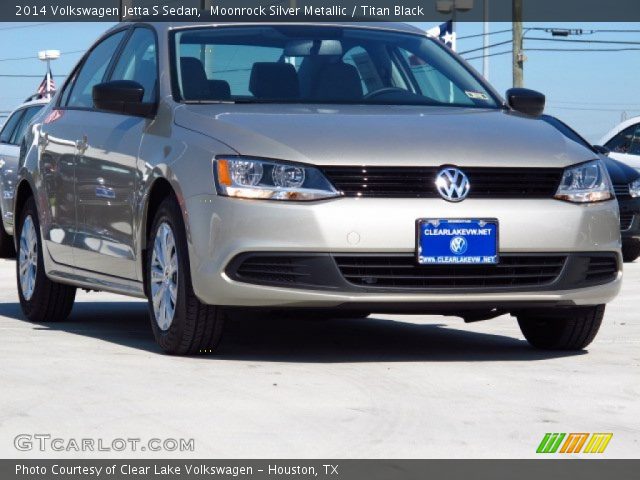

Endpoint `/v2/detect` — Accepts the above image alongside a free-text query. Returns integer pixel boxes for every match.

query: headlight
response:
[214,157,340,201]
[554,160,613,203]
[630,178,640,198]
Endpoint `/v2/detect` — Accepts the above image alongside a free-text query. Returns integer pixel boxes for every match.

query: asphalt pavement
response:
[0,257,638,458]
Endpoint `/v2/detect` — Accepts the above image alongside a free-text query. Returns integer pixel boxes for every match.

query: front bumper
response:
[184,195,622,308]
[619,196,640,240]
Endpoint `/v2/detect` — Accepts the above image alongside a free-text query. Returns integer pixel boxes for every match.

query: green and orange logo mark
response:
[537,433,613,454]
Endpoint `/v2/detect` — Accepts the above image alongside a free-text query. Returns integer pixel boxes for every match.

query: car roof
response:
[111,21,426,36]
[600,115,640,144]
[4,98,49,118]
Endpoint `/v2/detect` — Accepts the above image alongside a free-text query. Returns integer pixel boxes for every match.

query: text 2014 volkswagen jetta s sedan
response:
[15,22,621,354]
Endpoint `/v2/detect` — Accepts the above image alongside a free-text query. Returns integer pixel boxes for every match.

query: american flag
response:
[37,68,56,98]
[427,20,456,51]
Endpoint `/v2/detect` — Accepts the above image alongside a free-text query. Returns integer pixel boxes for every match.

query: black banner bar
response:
[3,0,640,22]
[3,460,640,480]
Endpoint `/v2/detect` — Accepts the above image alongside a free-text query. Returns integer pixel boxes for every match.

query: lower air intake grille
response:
[228,253,618,292]
[585,256,619,283]
[334,254,567,289]
[234,255,311,285]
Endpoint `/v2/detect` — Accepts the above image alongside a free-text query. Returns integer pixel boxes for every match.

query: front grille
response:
[228,252,619,292]
[585,256,619,283]
[620,213,634,231]
[334,254,567,289]
[321,166,563,199]
[614,183,630,198]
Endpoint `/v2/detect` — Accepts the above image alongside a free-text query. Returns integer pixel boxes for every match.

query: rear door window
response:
[10,105,45,145]
[0,110,25,145]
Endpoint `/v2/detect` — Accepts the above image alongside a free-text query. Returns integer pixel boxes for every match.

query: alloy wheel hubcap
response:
[19,215,38,301]
[151,222,178,331]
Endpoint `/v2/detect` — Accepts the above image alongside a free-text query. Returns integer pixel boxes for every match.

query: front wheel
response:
[516,305,605,350]
[17,196,76,322]
[146,196,224,355]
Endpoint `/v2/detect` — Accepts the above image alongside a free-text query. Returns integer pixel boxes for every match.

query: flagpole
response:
[38,50,60,99]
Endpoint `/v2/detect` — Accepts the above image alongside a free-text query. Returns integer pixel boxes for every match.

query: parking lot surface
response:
[0,258,638,458]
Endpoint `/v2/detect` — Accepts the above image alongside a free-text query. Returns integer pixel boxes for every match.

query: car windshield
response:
[171,25,498,108]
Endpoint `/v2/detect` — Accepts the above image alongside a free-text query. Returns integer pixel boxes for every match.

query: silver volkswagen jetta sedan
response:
[15,22,621,354]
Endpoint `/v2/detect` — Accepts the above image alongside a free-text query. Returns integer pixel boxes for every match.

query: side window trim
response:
[57,26,132,111]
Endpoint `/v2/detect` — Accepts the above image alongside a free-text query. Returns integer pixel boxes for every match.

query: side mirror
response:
[593,145,611,156]
[506,88,545,117]
[93,80,155,117]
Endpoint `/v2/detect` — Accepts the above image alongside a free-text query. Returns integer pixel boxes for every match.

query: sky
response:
[1,21,639,142]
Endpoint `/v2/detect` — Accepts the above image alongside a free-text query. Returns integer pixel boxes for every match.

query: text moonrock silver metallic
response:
[15,22,621,354]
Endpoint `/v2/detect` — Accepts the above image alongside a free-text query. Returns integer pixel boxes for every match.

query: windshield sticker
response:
[465,91,489,100]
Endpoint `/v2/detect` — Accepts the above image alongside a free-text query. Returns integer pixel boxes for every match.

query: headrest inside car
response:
[249,62,300,100]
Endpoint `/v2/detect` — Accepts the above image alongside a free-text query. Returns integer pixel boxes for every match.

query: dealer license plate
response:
[417,219,499,265]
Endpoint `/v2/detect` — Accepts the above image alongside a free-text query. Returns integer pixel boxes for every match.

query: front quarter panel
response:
[135,102,237,281]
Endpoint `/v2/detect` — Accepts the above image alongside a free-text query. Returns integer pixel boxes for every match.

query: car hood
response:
[174,104,595,168]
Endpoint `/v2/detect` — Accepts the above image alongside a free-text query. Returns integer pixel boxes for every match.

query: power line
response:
[528,47,640,52]
[458,40,512,55]
[457,29,511,40]
[526,37,640,46]
[458,27,640,40]
[0,74,68,78]
[0,23,51,31]
[464,50,513,61]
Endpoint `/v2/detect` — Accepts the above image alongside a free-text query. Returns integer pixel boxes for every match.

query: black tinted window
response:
[0,110,24,144]
[110,28,158,103]
[605,124,639,155]
[10,105,44,144]
[67,30,127,108]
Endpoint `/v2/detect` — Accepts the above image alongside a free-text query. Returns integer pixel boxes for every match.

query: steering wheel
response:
[363,87,407,100]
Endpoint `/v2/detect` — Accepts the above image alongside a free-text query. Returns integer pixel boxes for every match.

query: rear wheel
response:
[622,240,640,263]
[146,196,224,355]
[516,305,604,350]
[17,196,76,322]
[0,218,15,258]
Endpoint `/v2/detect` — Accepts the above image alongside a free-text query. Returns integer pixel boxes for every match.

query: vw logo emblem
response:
[450,236,468,255]
[435,167,470,202]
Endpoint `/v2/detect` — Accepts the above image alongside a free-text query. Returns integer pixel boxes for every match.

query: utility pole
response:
[512,0,524,87]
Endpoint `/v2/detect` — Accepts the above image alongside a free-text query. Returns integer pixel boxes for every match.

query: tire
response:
[0,217,15,258]
[622,241,640,263]
[517,305,605,350]
[16,196,76,322]
[146,195,224,355]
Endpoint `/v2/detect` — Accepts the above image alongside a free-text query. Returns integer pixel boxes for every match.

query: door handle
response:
[0,158,5,169]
